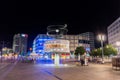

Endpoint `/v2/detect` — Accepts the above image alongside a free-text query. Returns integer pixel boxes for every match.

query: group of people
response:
[80,55,104,65]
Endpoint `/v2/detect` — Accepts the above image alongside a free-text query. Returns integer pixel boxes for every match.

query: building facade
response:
[13,34,28,54]
[33,34,54,55]
[78,32,94,51]
[63,35,79,52]
[63,32,94,52]
[33,32,94,55]
[107,17,120,53]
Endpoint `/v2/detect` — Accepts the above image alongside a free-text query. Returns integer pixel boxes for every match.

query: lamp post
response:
[98,34,105,64]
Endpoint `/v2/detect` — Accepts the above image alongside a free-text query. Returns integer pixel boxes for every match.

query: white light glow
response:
[21,34,26,37]
[54,53,60,65]
[56,29,59,33]
[98,34,105,41]
[116,41,120,46]
[39,64,69,67]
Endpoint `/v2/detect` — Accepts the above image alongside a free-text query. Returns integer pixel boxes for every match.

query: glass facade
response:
[13,34,28,54]
[78,32,94,51]
[33,34,54,55]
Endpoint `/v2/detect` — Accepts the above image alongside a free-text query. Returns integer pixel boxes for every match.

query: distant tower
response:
[12,34,28,55]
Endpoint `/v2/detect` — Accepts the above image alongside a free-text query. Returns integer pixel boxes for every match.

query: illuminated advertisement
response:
[44,40,70,53]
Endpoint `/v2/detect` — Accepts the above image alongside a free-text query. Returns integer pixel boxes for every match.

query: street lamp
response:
[98,34,105,64]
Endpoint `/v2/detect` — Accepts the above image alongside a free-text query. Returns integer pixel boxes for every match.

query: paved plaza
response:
[0,62,120,80]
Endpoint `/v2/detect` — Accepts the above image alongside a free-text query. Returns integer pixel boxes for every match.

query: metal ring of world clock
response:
[47,24,68,37]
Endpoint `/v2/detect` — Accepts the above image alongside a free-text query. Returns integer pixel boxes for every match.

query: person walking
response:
[80,55,85,66]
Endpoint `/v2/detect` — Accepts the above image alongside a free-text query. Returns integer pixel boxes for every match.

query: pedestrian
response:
[80,55,85,66]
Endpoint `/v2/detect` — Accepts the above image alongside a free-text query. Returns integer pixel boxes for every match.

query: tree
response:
[90,49,98,57]
[91,44,117,57]
[104,45,117,56]
[97,48,102,56]
[9,49,13,53]
[75,46,86,56]
[90,48,101,57]
[74,46,86,61]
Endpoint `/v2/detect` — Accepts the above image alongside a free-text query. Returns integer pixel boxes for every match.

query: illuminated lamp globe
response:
[56,29,59,33]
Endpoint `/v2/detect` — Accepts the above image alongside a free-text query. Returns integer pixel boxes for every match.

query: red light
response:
[25,34,28,37]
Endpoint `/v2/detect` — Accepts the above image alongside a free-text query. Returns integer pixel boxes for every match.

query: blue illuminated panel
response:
[33,34,54,55]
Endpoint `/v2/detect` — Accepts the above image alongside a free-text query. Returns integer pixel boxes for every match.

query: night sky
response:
[0,0,120,48]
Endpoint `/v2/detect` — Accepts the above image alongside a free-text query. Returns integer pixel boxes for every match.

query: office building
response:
[107,17,120,53]
[63,32,94,52]
[63,35,79,52]
[13,34,28,54]
[33,34,54,55]
[78,32,94,51]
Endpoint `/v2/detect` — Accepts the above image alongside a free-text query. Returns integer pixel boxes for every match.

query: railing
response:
[112,57,120,70]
